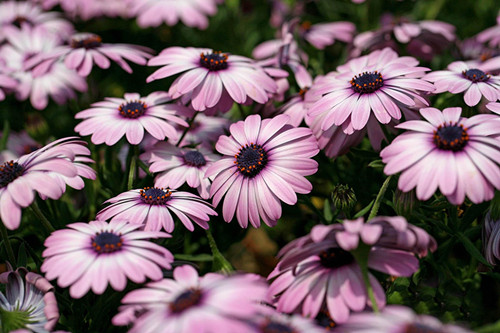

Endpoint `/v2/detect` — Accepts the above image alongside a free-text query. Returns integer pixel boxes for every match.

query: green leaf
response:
[456,232,491,267]
[368,159,385,169]
[323,199,333,222]
[354,200,374,218]
[174,254,213,262]
[17,243,27,268]
[476,319,500,333]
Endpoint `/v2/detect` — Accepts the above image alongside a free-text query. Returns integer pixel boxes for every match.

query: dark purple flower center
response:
[315,310,336,330]
[299,87,309,100]
[118,100,148,119]
[170,289,202,313]
[319,248,355,269]
[350,71,384,94]
[140,187,172,205]
[433,123,469,151]
[183,151,207,167]
[91,231,123,254]
[235,143,268,178]
[22,144,41,155]
[0,161,24,189]
[260,321,296,333]
[404,323,444,333]
[70,33,102,49]
[12,16,29,28]
[200,51,228,71]
[462,68,489,83]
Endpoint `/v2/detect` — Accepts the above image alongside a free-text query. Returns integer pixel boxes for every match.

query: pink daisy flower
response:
[268,216,436,323]
[486,101,500,115]
[130,0,222,29]
[335,305,472,333]
[0,1,74,42]
[147,47,278,112]
[31,32,152,77]
[307,47,434,132]
[424,61,500,106]
[251,307,326,333]
[0,25,87,109]
[476,13,500,49]
[0,64,18,101]
[75,92,189,146]
[174,109,231,148]
[205,114,319,228]
[96,187,217,232]
[37,0,130,19]
[483,212,500,266]
[298,20,356,50]
[112,265,267,333]
[0,137,95,230]
[381,107,500,204]
[41,219,173,299]
[141,142,218,199]
[0,267,60,332]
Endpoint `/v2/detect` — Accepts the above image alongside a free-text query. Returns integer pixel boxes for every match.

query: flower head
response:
[41,220,173,299]
[268,216,436,323]
[425,61,500,106]
[334,305,472,333]
[142,142,218,199]
[0,137,95,230]
[483,212,500,266]
[307,48,434,132]
[381,107,500,204]
[147,47,278,112]
[130,0,222,29]
[97,187,217,232]
[112,265,268,333]
[206,114,318,228]
[31,32,152,77]
[75,92,189,146]
[0,267,59,332]
[298,20,356,50]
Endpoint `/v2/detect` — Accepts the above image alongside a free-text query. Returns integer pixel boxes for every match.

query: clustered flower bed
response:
[0,0,500,332]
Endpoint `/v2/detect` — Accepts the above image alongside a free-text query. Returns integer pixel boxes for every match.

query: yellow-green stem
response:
[30,201,55,233]
[368,175,392,220]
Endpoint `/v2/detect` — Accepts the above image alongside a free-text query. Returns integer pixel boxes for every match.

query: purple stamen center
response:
[12,16,29,28]
[404,323,444,333]
[183,151,207,167]
[462,68,489,83]
[118,100,147,119]
[0,161,24,189]
[91,231,123,254]
[260,321,296,333]
[170,289,202,313]
[316,310,336,330]
[350,71,384,94]
[319,248,355,269]
[433,122,469,151]
[200,51,228,71]
[140,187,172,205]
[70,33,102,49]
[235,143,267,178]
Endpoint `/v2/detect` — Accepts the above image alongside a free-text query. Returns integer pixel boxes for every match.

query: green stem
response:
[30,201,55,233]
[425,0,446,20]
[0,222,16,266]
[368,175,392,220]
[352,244,379,312]
[127,146,138,190]
[360,261,379,312]
[176,113,198,147]
[205,228,233,273]
[0,120,10,151]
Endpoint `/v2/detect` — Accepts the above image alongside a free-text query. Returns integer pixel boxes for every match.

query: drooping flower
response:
[0,267,60,332]
[0,25,87,109]
[130,0,223,29]
[307,47,434,132]
[0,137,95,230]
[96,187,217,232]
[0,1,74,42]
[141,142,218,199]
[268,216,436,323]
[112,265,267,333]
[381,107,500,204]
[41,219,173,299]
[298,20,356,50]
[147,47,278,112]
[74,92,189,146]
[31,32,152,77]
[425,61,500,106]
[206,114,319,228]
[333,305,472,333]
[483,212,500,266]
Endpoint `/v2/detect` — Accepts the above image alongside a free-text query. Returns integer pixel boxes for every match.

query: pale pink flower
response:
[37,0,130,20]
[74,92,189,146]
[483,212,500,266]
[0,137,95,230]
[112,265,267,333]
[298,20,356,50]
[147,47,278,112]
[381,107,500,204]
[476,12,500,48]
[174,109,231,148]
